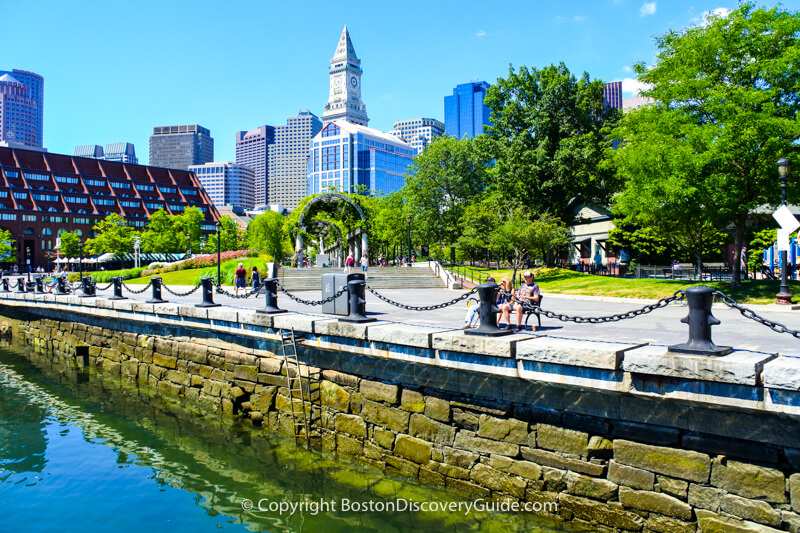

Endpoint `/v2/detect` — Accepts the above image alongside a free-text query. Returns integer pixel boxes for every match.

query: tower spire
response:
[323,26,369,126]
[332,25,359,62]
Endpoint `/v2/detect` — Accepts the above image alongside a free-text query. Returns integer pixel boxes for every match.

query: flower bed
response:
[141,250,250,277]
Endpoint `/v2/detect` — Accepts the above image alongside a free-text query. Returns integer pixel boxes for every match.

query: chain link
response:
[214,283,259,299]
[366,285,478,311]
[122,280,153,294]
[94,281,114,291]
[713,290,800,339]
[504,289,686,323]
[161,282,203,297]
[276,281,349,306]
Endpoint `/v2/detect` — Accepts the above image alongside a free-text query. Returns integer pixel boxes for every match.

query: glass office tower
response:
[444,81,491,139]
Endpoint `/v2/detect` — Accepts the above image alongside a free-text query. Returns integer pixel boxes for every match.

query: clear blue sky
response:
[7,0,798,163]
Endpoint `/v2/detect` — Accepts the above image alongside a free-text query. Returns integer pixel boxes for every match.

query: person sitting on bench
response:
[503,270,541,332]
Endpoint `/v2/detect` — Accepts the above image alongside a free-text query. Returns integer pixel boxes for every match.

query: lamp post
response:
[777,158,793,305]
[78,240,83,281]
[215,221,222,286]
[406,215,412,268]
[26,245,31,282]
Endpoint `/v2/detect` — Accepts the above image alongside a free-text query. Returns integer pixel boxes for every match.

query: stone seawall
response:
[3,294,800,532]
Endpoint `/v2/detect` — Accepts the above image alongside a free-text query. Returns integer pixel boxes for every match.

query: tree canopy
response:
[86,213,135,255]
[401,135,490,259]
[484,62,620,223]
[611,2,800,283]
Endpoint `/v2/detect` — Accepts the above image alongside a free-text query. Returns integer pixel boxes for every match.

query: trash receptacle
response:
[322,272,365,315]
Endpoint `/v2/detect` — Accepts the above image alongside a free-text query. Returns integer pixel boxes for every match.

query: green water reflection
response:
[0,342,570,532]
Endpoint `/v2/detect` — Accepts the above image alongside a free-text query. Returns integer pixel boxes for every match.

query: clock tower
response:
[322,26,369,126]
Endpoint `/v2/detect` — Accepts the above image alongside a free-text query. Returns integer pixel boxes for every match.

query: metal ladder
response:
[280,328,310,448]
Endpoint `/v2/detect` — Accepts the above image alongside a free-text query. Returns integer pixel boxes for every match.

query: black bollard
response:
[1,278,8,292]
[196,277,220,308]
[256,278,286,314]
[669,286,732,356]
[80,276,96,298]
[146,277,168,304]
[56,277,68,295]
[340,280,376,323]
[35,277,44,294]
[16,277,26,293]
[465,283,513,337]
[109,276,127,301]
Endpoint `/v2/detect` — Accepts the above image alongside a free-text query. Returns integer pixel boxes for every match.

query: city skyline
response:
[8,0,798,163]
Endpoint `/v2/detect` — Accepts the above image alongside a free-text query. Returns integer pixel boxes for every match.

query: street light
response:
[26,246,31,282]
[78,240,83,281]
[215,221,222,286]
[777,158,793,305]
[406,215,412,268]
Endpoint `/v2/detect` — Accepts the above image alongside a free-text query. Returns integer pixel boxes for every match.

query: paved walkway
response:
[97,284,800,355]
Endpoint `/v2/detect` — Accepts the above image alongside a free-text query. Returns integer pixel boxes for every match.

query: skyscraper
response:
[308,120,414,197]
[387,118,445,154]
[189,162,255,210]
[149,124,214,170]
[444,81,491,139]
[604,81,623,109]
[267,111,322,212]
[74,142,138,164]
[235,125,275,207]
[322,26,369,127]
[0,69,44,149]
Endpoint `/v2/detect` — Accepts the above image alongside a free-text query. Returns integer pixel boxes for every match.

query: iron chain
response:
[713,290,800,339]
[161,282,202,298]
[276,281,349,306]
[94,281,114,291]
[502,289,686,323]
[214,283,259,299]
[366,285,478,311]
[122,281,153,294]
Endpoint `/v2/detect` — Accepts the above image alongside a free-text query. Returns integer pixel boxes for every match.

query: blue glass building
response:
[444,81,491,139]
[307,121,414,196]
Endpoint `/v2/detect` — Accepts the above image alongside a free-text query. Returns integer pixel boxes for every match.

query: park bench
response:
[466,294,544,330]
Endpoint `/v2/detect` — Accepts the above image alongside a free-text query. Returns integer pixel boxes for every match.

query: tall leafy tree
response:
[247,211,289,262]
[607,106,729,276]
[484,62,620,223]
[140,209,184,253]
[205,216,244,253]
[614,3,800,284]
[401,136,490,261]
[86,213,135,255]
[56,231,82,258]
[177,206,204,254]
[0,229,15,263]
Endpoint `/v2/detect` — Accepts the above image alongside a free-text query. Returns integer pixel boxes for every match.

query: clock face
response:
[350,76,358,88]
[335,76,342,87]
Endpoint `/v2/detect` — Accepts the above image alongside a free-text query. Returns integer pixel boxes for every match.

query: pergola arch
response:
[294,193,368,267]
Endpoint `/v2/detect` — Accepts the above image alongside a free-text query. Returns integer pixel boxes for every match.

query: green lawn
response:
[83,256,271,286]
[468,267,797,305]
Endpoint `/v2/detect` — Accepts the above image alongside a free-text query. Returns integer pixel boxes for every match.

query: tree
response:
[85,213,135,255]
[607,106,729,276]
[484,62,620,223]
[620,2,800,284]
[247,211,288,261]
[206,216,244,253]
[177,206,204,254]
[0,229,14,263]
[140,209,185,253]
[492,211,571,272]
[56,231,82,258]
[401,136,490,261]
